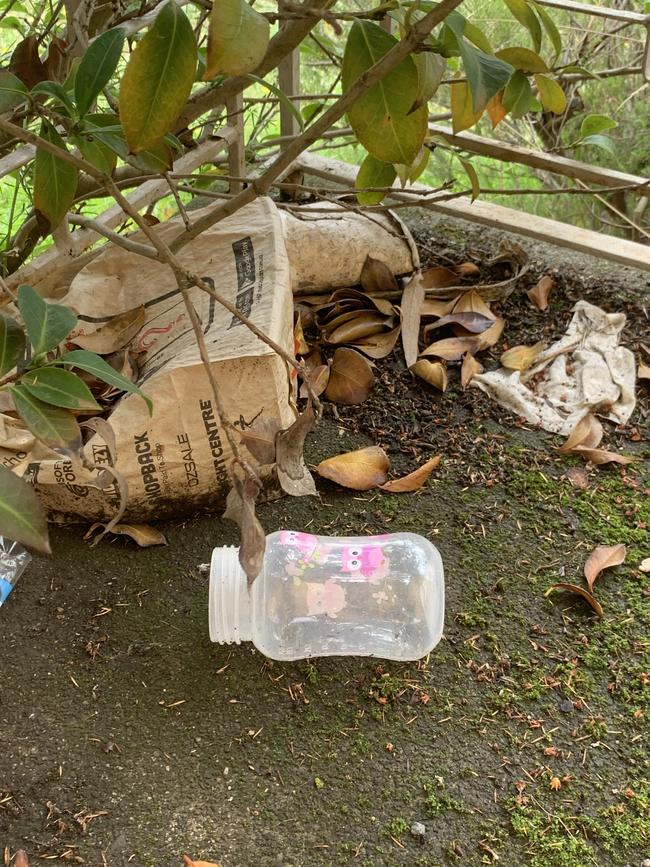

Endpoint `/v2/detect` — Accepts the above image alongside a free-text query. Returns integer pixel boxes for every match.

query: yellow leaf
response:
[380,455,441,493]
[534,73,567,114]
[316,446,389,491]
[451,81,483,134]
[500,341,546,372]
[204,0,269,78]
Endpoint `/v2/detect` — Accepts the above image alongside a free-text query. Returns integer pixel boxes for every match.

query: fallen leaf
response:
[84,522,167,546]
[239,419,281,465]
[571,446,635,466]
[359,255,399,295]
[14,852,29,867]
[299,364,330,398]
[410,359,448,391]
[565,467,589,490]
[549,777,562,791]
[275,402,317,497]
[461,353,483,388]
[545,583,603,617]
[316,446,389,491]
[294,313,309,355]
[639,558,650,573]
[325,312,390,345]
[70,306,145,355]
[558,413,603,452]
[476,317,505,350]
[421,336,479,361]
[354,325,401,359]
[638,361,650,381]
[380,455,441,492]
[500,341,546,372]
[453,290,496,320]
[420,265,459,289]
[223,475,265,586]
[324,347,374,405]
[584,544,626,591]
[454,262,480,278]
[183,856,221,867]
[421,297,458,318]
[424,311,494,335]
[400,272,424,369]
[527,275,554,311]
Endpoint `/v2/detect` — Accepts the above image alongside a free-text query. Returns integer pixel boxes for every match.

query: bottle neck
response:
[209,546,253,644]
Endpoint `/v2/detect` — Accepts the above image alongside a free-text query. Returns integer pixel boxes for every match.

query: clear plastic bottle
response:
[209,531,444,661]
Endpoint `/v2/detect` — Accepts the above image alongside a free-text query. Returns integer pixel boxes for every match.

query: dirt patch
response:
[1,218,649,867]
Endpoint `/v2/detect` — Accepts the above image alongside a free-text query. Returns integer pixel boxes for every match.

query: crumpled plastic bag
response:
[0,537,31,608]
[472,301,636,435]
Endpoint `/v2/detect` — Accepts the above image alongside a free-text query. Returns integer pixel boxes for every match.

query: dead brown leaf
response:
[299,364,330,398]
[70,306,145,355]
[638,361,650,381]
[527,275,554,311]
[500,341,546,372]
[325,311,390,345]
[9,36,47,87]
[239,419,281,465]
[558,413,603,452]
[421,297,458,318]
[84,522,167,547]
[453,290,496,320]
[421,336,479,361]
[183,855,221,867]
[360,255,399,295]
[380,455,441,493]
[14,851,29,867]
[324,347,374,405]
[461,353,483,388]
[316,446,389,491]
[476,317,505,350]
[294,313,309,355]
[584,544,626,591]
[275,402,317,497]
[454,262,480,278]
[424,312,494,335]
[223,475,265,586]
[400,272,424,369]
[571,446,635,466]
[420,265,459,289]
[410,359,448,391]
[565,467,589,490]
[545,583,603,617]
[354,325,401,359]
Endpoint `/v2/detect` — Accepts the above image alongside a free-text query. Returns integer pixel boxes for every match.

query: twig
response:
[66,213,160,259]
[164,173,192,231]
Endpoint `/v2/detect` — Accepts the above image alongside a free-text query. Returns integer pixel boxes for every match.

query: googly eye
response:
[348,558,361,570]
[349,547,362,557]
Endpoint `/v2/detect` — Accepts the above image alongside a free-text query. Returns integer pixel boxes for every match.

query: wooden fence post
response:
[278,37,301,145]
[226,93,245,193]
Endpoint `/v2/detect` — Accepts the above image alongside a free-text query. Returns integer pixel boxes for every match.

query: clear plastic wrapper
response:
[0,537,31,608]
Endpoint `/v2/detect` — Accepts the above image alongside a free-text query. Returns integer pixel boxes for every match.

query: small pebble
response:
[641,859,650,867]
[410,821,426,839]
[559,699,574,713]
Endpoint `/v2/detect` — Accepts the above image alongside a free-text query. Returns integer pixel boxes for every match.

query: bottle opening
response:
[208,546,252,644]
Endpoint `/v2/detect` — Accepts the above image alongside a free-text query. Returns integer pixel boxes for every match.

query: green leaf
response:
[127,140,173,173]
[55,349,153,414]
[503,70,533,118]
[450,80,483,133]
[579,134,617,157]
[247,74,304,131]
[580,114,617,138]
[496,46,548,72]
[17,283,77,355]
[534,73,566,114]
[444,12,492,54]
[204,0,269,78]
[82,113,128,157]
[503,0,542,52]
[531,1,562,61]
[301,101,325,123]
[356,153,396,205]
[342,21,427,165]
[458,157,480,201]
[22,367,100,410]
[31,80,75,115]
[0,315,25,377]
[119,1,197,153]
[75,27,125,117]
[0,70,28,113]
[445,16,514,113]
[72,132,117,174]
[410,52,446,113]
[10,384,81,451]
[0,465,50,554]
[409,146,430,183]
[33,122,78,230]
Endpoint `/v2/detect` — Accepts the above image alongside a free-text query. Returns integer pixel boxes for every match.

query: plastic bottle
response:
[209,531,444,661]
